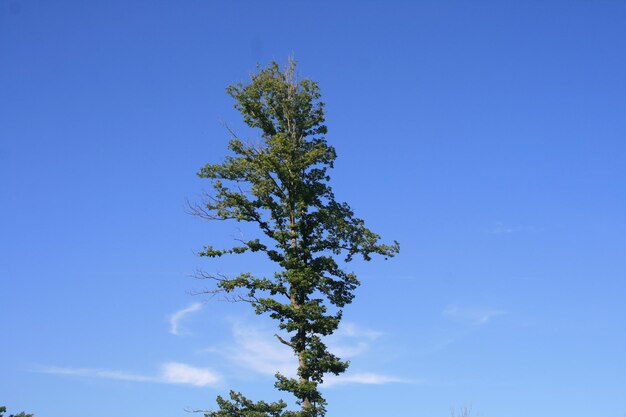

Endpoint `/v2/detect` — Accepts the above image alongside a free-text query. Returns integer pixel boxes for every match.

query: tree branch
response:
[274,333,294,348]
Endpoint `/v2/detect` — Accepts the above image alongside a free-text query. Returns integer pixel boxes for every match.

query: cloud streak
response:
[38,362,220,387]
[334,322,383,340]
[217,319,406,387]
[322,372,413,387]
[168,302,203,335]
[159,362,220,386]
[442,305,507,325]
[326,322,382,358]
[228,321,297,377]
[486,222,539,235]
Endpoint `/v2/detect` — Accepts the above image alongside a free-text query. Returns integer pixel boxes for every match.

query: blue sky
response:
[1,1,625,416]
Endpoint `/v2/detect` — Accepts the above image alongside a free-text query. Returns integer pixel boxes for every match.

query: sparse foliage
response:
[192,59,399,417]
[0,406,34,417]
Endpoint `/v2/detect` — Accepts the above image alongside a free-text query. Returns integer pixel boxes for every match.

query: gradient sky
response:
[1,1,625,417]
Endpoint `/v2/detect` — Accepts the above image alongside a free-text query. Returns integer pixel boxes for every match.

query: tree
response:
[191,59,399,417]
[0,406,33,417]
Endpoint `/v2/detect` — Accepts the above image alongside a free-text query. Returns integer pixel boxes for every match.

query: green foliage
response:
[0,406,33,417]
[194,59,399,417]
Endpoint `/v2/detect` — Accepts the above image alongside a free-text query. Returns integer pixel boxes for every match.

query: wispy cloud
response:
[442,305,507,325]
[38,366,154,382]
[419,305,508,353]
[334,322,383,340]
[228,321,297,377]
[323,372,413,387]
[168,302,203,336]
[214,319,406,387]
[486,222,539,235]
[38,362,220,387]
[326,322,382,358]
[159,362,220,386]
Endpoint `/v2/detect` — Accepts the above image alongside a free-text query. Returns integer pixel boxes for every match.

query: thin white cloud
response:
[322,372,413,387]
[38,362,220,387]
[326,322,382,359]
[168,302,203,336]
[216,319,406,387]
[327,341,370,358]
[38,366,154,382]
[487,222,539,235]
[442,305,507,325]
[225,321,384,377]
[159,362,220,387]
[228,321,297,377]
[334,322,383,340]
[421,306,507,353]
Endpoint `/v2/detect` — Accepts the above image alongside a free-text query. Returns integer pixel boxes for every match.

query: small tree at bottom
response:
[0,406,33,417]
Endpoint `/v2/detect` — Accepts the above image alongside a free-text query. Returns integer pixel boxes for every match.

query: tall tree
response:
[192,59,399,417]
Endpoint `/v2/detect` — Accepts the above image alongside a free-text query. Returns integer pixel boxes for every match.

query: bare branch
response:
[191,269,229,282]
[219,119,240,141]
[185,197,236,221]
[274,333,294,348]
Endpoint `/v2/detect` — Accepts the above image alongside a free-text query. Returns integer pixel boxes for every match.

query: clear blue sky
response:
[1,1,625,416]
